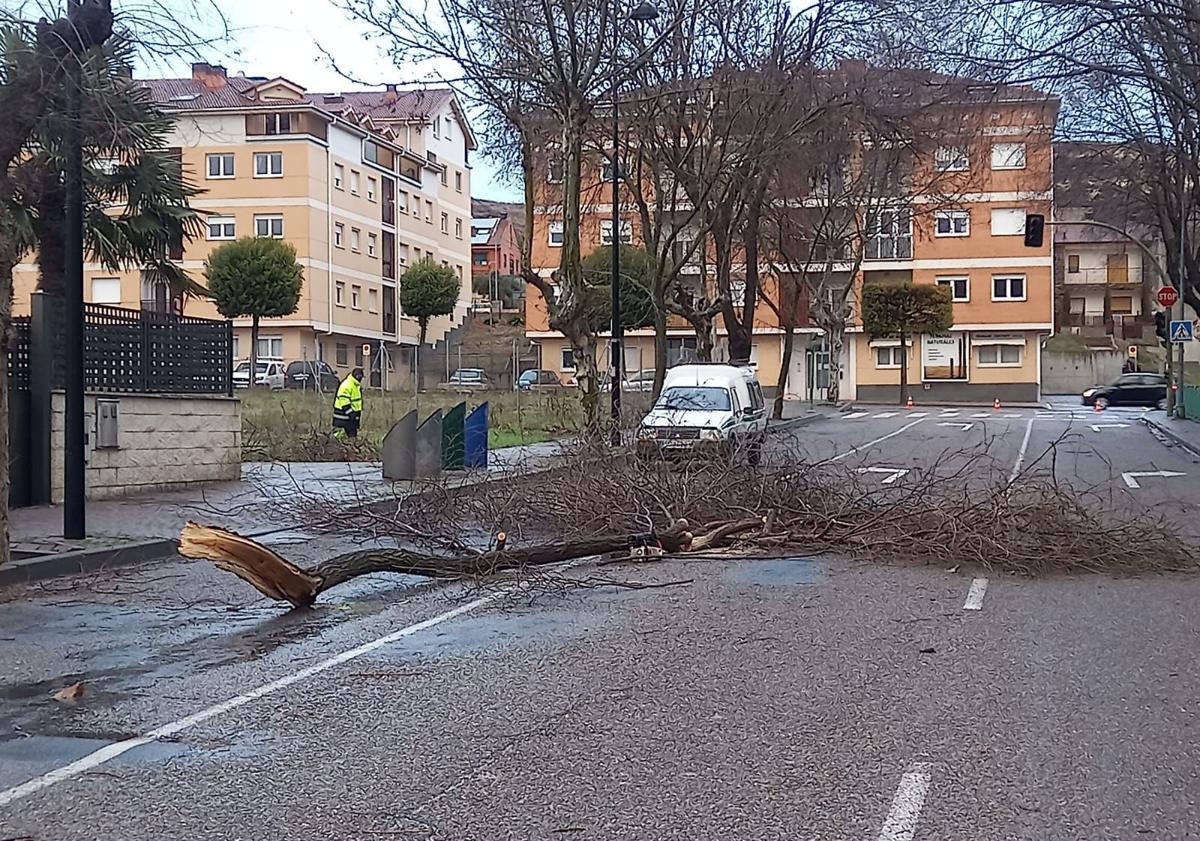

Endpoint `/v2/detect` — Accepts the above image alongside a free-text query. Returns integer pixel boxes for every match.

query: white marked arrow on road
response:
[936,422,974,431]
[857,466,910,485]
[1090,423,1129,432]
[1122,470,1185,489]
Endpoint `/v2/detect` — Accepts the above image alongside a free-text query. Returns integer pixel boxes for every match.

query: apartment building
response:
[13,63,475,379]
[526,74,1058,403]
[471,215,523,283]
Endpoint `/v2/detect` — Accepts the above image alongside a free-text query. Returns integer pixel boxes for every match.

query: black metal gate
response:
[7,316,32,508]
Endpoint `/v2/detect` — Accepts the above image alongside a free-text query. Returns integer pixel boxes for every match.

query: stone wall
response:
[50,391,241,502]
[1041,350,1125,395]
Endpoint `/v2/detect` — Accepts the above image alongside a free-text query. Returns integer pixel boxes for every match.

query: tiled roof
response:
[139,76,262,110]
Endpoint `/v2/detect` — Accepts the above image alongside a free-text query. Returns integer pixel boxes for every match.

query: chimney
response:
[191,62,228,91]
[383,83,398,105]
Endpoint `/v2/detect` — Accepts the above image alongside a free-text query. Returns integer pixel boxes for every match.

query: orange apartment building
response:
[525,80,1059,403]
[13,63,475,380]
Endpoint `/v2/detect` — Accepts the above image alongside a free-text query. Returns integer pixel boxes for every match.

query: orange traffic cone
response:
[906,395,914,410]
[1093,400,1103,413]
[993,398,1002,411]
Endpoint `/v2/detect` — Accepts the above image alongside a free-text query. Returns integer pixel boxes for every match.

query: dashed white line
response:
[905,412,928,418]
[1008,417,1034,483]
[845,411,871,420]
[875,411,900,418]
[970,412,992,418]
[0,590,509,808]
[877,762,933,841]
[963,578,989,610]
[939,409,960,415]
[829,419,925,463]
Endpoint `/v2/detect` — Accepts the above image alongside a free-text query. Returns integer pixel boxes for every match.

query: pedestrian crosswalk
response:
[1035,406,1154,421]
[843,408,1027,421]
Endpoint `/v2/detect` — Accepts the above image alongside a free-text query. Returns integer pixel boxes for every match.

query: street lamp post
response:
[610,0,658,446]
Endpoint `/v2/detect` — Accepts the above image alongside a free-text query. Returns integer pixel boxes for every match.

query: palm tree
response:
[7,34,204,303]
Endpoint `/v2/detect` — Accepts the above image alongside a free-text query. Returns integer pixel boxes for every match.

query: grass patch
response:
[239,388,588,462]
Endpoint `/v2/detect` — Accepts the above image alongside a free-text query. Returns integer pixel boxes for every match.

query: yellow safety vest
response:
[333,375,362,413]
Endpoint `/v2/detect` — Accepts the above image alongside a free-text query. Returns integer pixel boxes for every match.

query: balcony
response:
[1063,264,1146,286]
[245,112,328,141]
[1063,312,1149,340]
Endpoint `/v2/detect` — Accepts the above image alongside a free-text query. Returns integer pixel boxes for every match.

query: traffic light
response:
[1023,213,1045,248]
[1155,310,1169,346]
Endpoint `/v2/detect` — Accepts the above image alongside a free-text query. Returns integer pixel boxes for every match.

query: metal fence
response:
[7,316,31,390]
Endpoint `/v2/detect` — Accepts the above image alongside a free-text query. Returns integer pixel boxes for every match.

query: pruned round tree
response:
[399,258,460,388]
[580,244,657,336]
[204,237,303,384]
[861,282,953,405]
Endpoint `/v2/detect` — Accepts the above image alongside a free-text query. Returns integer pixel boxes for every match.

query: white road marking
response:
[0,591,509,808]
[829,419,925,463]
[970,412,992,418]
[1089,423,1129,432]
[906,412,928,418]
[1001,413,1023,419]
[1122,470,1186,489]
[936,422,973,431]
[938,409,960,415]
[963,578,989,610]
[875,411,900,418]
[857,466,910,484]
[1008,418,1034,483]
[877,762,933,841]
[844,411,871,420]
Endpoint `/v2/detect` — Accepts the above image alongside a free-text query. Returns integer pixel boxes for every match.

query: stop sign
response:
[1157,286,1180,308]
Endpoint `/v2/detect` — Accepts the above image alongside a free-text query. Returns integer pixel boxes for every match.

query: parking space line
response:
[877,762,933,841]
[0,590,510,809]
[829,419,925,463]
[963,578,988,610]
[1008,418,1034,483]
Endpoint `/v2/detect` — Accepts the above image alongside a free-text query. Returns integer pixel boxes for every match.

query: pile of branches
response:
[179,436,1195,610]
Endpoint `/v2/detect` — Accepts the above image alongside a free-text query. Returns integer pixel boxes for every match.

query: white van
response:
[635,364,768,461]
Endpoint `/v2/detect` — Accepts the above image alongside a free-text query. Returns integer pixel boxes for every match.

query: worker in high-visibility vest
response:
[332,367,364,439]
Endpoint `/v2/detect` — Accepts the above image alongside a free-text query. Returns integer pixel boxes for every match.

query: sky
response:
[131,0,522,201]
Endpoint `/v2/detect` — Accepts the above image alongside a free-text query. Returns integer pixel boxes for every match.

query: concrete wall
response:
[50,391,241,502]
[1041,350,1125,395]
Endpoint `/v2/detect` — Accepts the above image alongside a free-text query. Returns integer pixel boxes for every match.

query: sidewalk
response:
[1140,413,1200,457]
[9,440,567,557]
[770,400,843,429]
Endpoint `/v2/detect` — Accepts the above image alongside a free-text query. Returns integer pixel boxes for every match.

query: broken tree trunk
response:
[179,519,754,609]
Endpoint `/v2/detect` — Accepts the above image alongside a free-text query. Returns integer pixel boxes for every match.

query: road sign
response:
[1170,320,1194,343]
[362,343,372,357]
[1157,286,1180,308]
[1128,345,1138,358]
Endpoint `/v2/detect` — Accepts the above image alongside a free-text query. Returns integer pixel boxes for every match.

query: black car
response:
[1082,373,1168,409]
[285,360,340,392]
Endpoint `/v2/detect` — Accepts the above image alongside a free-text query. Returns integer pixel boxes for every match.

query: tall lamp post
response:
[610,0,659,446]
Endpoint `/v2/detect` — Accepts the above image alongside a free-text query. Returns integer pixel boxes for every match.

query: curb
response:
[0,538,179,588]
[1140,416,1200,459]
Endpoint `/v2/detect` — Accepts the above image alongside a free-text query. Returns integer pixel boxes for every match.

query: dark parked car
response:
[1082,373,1168,409]
[285,360,339,392]
[517,369,563,390]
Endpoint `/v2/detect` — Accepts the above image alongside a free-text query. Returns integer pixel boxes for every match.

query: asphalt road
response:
[2,402,1199,839]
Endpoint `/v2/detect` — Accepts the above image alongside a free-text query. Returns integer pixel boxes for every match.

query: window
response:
[455,171,462,192]
[351,284,361,309]
[474,252,488,265]
[1067,254,1080,273]
[441,212,449,233]
[548,159,564,184]
[935,145,969,172]
[977,344,1022,366]
[455,217,463,239]
[254,152,283,177]
[433,115,441,137]
[355,345,364,367]
[936,276,970,302]
[600,218,633,245]
[990,207,1027,236]
[399,242,410,265]
[444,116,452,140]
[991,142,1026,170]
[865,208,912,259]
[350,170,360,194]
[875,346,904,368]
[334,223,345,248]
[91,277,121,304]
[1112,295,1134,314]
[548,221,564,246]
[398,190,409,213]
[425,201,433,223]
[333,164,344,189]
[256,335,284,359]
[335,281,346,306]
[561,347,575,370]
[601,156,624,181]
[368,233,377,257]
[207,215,236,240]
[368,288,379,313]
[456,265,463,281]
[934,210,970,237]
[992,274,1026,301]
[367,177,377,202]
[254,214,284,238]
[264,113,291,135]
[350,227,361,251]
[206,153,234,179]
[336,343,348,366]
[440,168,448,186]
